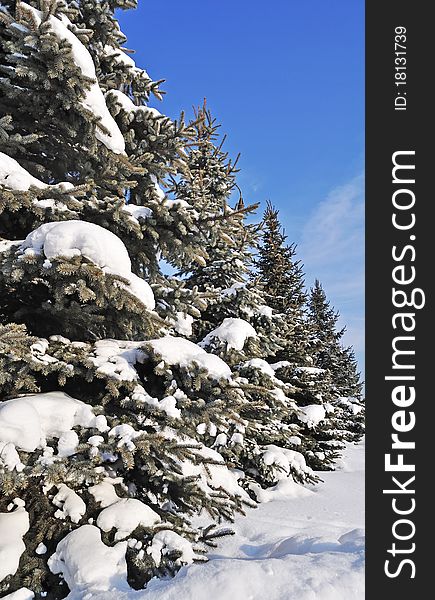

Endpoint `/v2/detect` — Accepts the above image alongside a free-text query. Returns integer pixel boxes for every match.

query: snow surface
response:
[171,312,194,337]
[2,589,34,600]
[23,5,125,154]
[0,391,107,456]
[21,221,155,309]
[200,318,256,351]
[147,337,232,380]
[298,404,326,428]
[0,152,74,192]
[52,441,364,599]
[97,499,161,541]
[0,507,30,583]
[142,441,365,600]
[47,525,130,596]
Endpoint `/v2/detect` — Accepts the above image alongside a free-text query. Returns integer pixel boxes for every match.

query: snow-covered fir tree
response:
[0,2,253,596]
[255,201,309,364]
[300,280,365,465]
[253,206,336,469]
[171,111,318,492]
[0,2,364,597]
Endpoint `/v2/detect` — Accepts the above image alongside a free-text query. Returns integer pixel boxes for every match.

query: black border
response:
[366,1,432,595]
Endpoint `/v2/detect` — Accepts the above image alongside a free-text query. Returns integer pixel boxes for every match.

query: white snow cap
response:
[22,4,125,154]
[147,336,232,380]
[260,445,313,481]
[53,484,86,524]
[147,530,196,567]
[243,358,276,378]
[97,498,161,540]
[1,589,34,600]
[21,221,155,309]
[0,391,107,455]
[0,152,74,192]
[0,152,46,191]
[0,507,30,583]
[200,318,257,351]
[48,525,129,595]
[171,312,194,337]
[298,404,326,428]
[108,90,162,120]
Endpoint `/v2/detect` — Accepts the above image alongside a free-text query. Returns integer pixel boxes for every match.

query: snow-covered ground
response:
[70,439,364,600]
[7,441,364,600]
[138,439,365,600]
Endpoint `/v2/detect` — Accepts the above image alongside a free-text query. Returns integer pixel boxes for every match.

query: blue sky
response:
[118,0,365,373]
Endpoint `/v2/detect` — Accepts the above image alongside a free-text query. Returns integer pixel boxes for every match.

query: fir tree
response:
[0,3,252,596]
[172,111,316,491]
[304,280,365,459]
[255,201,309,364]
[0,2,364,596]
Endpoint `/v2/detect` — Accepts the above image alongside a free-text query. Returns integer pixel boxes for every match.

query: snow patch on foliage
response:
[0,391,107,456]
[260,445,314,481]
[0,152,74,192]
[102,45,136,70]
[147,336,232,380]
[53,484,86,524]
[200,318,256,351]
[296,366,325,375]
[22,5,125,154]
[89,480,121,508]
[108,90,162,119]
[298,404,326,428]
[47,525,129,596]
[171,312,194,337]
[89,340,181,418]
[122,203,153,224]
[243,358,276,378]
[0,507,30,583]
[97,499,161,541]
[21,221,155,309]
[147,530,196,567]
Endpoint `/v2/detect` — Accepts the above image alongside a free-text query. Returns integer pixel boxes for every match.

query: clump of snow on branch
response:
[0,152,74,192]
[97,499,161,541]
[147,530,196,568]
[47,525,130,595]
[20,221,155,309]
[0,392,107,457]
[0,506,30,583]
[298,404,326,428]
[200,318,257,351]
[22,4,125,154]
[146,337,232,380]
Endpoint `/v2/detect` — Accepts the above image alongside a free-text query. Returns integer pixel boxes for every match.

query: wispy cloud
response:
[298,174,365,371]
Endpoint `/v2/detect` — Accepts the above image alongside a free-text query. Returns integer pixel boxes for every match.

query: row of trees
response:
[0,1,363,597]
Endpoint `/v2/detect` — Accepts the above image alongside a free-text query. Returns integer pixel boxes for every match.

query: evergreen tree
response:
[304,280,365,456]
[0,3,252,596]
[255,201,309,364]
[0,2,364,596]
[175,106,283,361]
[172,111,316,491]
